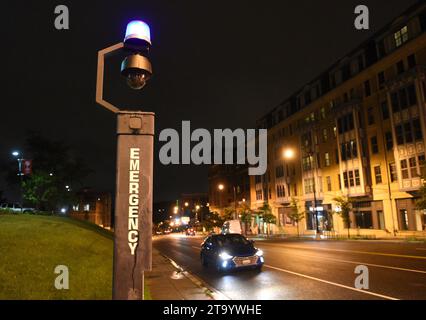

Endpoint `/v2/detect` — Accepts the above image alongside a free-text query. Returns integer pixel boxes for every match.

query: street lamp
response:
[218,183,237,219]
[283,148,295,160]
[12,150,24,211]
[96,20,154,300]
[283,147,321,239]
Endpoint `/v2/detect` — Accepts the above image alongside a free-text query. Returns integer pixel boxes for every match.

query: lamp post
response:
[12,151,24,212]
[218,183,237,219]
[283,147,321,239]
[96,20,154,300]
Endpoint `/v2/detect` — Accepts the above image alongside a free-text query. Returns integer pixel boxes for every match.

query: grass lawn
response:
[0,214,151,300]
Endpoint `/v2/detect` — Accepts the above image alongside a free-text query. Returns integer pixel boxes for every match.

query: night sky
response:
[0,0,418,202]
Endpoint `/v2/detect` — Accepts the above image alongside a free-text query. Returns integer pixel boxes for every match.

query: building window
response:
[324,152,330,167]
[322,128,328,142]
[395,120,421,145]
[384,131,393,151]
[419,154,426,177]
[394,26,408,47]
[354,169,361,186]
[409,157,417,178]
[396,60,405,74]
[304,178,314,194]
[367,107,375,125]
[413,118,423,140]
[389,162,398,182]
[404,122,413,143]
[364,80,371,97]
[401,159,409,179]
[408,54,416,69]
[326,176,332,191]
[391,92,399,112]
[275,165,284,178]
[374,166,382,184]
[395,125,404,145]
[337,113,355,134]
[276,185,285,198]
[340,140,357,161]
[320,107,326,119]
[407,84,417,106]
[370,136,379,154]
[343,172,349,188]
[355,211,373,229]
[302,156,314,171]
[381,101,389,120]
[349,171,355,187]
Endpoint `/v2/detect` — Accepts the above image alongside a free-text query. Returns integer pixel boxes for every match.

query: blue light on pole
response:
[12,151,19,157]
[124,20,151,46]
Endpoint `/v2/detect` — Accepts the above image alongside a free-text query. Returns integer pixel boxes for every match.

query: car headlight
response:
[255,249,263,257]
[219,251,233,260]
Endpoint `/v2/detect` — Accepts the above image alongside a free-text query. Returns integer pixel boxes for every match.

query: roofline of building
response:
[258,0,426,123]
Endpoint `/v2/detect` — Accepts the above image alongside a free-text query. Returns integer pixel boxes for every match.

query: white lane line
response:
[264,264,399,300]
[261,243,426,260]
[259,246,426,274]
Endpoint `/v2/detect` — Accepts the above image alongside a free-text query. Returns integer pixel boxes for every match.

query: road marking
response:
[192,246,200,250]
[296,253,426,274]
[264,264,399,300]
[259,246,426,274]
[262,243,426,260]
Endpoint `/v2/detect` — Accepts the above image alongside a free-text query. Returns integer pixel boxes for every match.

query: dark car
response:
[200,233,264,272]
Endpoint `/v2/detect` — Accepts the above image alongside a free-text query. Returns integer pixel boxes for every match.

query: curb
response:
[161,254,231,300]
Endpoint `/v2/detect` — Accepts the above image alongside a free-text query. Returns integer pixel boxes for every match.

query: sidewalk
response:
[144,249,214,300]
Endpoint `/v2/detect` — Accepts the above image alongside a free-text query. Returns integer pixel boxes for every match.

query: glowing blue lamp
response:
[124,20,151,46]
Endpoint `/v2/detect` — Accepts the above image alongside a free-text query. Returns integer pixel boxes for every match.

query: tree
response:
[5,132,91,211]
[238,203,253,235]
[333,195,352,238]
[258,202,276,236]
[202,211,224,232]
[415,167,426,210]
[222,207,235,220]
[288,198,305,237]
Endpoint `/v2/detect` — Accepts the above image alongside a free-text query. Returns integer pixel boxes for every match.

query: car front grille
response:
[232,255,258,267]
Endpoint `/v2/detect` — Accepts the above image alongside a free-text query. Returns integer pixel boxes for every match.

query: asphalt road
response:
[153,234,426,300]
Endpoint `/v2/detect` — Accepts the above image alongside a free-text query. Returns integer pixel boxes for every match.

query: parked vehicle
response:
[200,233,264,272]
[222,220,242,234]
[0,203,35,214]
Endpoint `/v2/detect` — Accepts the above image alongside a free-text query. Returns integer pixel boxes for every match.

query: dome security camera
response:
[121,20,153,90]
[121,54,152,90]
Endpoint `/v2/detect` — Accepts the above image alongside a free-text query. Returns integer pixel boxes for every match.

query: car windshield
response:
[215,235,250,247]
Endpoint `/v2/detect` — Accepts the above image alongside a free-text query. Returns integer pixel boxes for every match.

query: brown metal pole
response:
[112,111,154,300]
